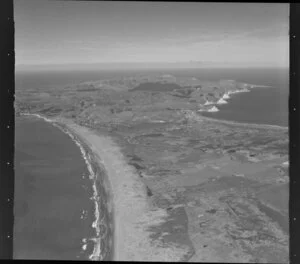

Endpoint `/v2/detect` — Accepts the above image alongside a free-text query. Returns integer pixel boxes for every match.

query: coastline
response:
[21,113,113,260]
[59,119,190,261]
[55,119,115,260]
[53,121,111,261]
[19,112,288,261]
[195,82,288,129]
[179,110,288,131]
[21,113,192,261]
[197,112,288,130]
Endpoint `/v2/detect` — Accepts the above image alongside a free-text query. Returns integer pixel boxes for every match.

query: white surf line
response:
[194,83,287,130]
[227,89,248,95]
[182,110,288,130]
[21,113,103,261]
[54,124,102,261]
[22,113,54,123]
[198,113,288,130]
[249,84,273,88]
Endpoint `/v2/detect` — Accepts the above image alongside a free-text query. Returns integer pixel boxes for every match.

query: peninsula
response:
[15,74,289,262]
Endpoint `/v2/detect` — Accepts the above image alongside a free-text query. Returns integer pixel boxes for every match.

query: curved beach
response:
[19,114,190,260]
[58,118,186,261]
[14,115,99,260]
[18,103,289,262]
[16,66,288,262]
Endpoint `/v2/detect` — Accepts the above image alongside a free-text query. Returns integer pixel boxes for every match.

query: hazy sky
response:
[15,1,289,67]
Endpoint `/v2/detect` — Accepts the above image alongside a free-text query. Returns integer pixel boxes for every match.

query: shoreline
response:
[58,119,165,261]
[19,112,288,261]
[55,120,115,261]
[21,113,192,261]
[53,122,107,261]
[20,113,113,260]
[179,110,288,131]
[191,79,288,129]
[197,113,288,130]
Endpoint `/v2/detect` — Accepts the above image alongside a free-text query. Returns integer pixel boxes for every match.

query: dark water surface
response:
[14,116,95,260]
[202,86,288,127]
[192,68,289,127]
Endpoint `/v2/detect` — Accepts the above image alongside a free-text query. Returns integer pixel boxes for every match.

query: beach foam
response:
[63,121,191,261]
[21,113,103,261]
[53,124,102,261]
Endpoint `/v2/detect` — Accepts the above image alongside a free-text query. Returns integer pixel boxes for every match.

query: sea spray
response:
[54,124,102,261]
[21,113,103,260]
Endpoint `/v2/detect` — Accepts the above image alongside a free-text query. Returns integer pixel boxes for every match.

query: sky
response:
[14,1,289,68]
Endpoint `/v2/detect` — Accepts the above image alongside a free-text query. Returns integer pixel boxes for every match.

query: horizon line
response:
[16,61,288,66]
[15,61,289,71]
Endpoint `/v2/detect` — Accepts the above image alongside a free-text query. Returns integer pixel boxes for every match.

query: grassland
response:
[15,73,289,262]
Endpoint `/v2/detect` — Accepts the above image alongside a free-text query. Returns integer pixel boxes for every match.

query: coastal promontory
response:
[15,74,289,262]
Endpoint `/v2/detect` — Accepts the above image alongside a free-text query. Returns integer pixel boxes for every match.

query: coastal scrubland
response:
[15,74,289,262]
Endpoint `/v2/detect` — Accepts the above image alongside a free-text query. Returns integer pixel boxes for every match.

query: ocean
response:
[14,115,105,260]
[153,67,288,127]
[186,67,289,127]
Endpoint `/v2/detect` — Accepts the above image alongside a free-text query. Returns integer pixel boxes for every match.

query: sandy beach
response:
[59,118,189,261]
[18,111,289,262]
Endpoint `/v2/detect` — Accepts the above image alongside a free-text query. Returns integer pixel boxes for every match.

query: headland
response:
[15,73,289,262]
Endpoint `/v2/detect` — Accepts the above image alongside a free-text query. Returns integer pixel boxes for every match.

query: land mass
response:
[15,73,289,262]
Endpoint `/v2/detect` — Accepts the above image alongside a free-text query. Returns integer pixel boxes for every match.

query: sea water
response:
[170,67,288,127]
[14,116,97,260]
[201,85,288,127]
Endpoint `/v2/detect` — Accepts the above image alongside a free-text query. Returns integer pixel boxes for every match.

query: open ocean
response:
[188,68,289,127]
[14,116,96,260]
[14,67,288,259]
[158,67,288,127]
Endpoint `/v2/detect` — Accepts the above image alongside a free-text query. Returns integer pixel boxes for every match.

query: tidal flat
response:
[15,73,289,262]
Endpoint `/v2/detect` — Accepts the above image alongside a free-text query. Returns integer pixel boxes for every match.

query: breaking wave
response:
[21,113,103,260]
